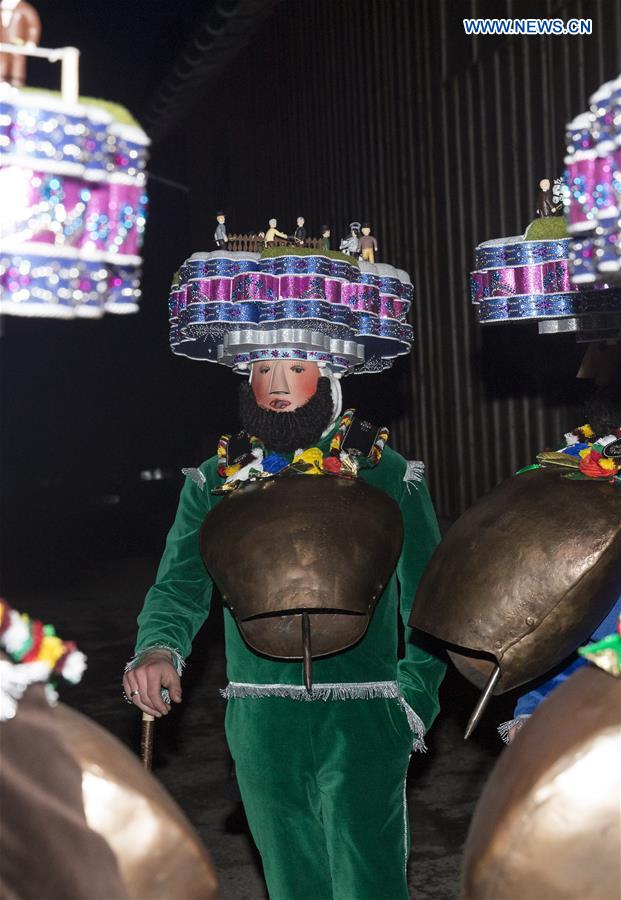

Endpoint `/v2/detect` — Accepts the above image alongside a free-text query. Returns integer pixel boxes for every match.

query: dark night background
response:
[1,2,620,897]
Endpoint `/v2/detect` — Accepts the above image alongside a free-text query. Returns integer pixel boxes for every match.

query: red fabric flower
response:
[579,452,608,478]
[323,456,342,474]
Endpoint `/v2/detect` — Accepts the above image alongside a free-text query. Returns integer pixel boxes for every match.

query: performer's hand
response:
[123,650,182,717]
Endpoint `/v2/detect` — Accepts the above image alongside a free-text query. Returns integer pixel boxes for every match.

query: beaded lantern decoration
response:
[169,248,414,375]
[0,41,149,319]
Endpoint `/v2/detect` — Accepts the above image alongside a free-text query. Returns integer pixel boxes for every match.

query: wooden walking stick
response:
[139,687,169,769]
[140,712,155,769]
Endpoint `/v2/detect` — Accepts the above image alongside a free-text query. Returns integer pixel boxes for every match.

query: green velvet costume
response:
[134,422,446,900]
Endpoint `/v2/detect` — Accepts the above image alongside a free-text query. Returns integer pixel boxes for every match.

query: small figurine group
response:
[213,213,378,262]
[213,214,307,248]
[261,216,307,247]
[339,221,378,263]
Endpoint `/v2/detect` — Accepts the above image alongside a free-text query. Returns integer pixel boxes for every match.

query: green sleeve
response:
[135,464,214,661]
[396,476,447,733]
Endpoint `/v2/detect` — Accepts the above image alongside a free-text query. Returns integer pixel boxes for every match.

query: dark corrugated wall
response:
[184,0,621,518]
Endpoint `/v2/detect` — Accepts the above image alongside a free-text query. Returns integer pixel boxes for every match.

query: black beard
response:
[239,377,334,452]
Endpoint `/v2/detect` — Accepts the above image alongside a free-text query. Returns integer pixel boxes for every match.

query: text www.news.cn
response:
[463,18,592,36]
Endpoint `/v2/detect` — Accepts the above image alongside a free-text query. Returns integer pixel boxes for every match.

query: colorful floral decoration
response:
[212,409,389,494]
[522,421,621,485]
[0,85,149,318]
[0,598,87,721]
[579,616,621,677]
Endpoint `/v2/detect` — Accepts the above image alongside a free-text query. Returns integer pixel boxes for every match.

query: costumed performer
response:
[122,245,447,900]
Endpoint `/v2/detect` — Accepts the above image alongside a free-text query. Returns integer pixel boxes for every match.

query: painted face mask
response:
[250,359,320,412]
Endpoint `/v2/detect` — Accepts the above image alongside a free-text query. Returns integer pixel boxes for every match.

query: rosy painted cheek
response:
[252,379,271,409]
[291,370,320,405]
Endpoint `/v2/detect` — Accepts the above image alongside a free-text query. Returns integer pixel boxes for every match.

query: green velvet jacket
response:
[135,423,446,734]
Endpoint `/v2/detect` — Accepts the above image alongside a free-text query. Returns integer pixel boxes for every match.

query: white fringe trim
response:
[404,460,425,483]
[403,752,412,872]
[220,681,428,753]
[182,467,206,490]
[497,714,530,744]
[399,697,428,753]
[221,680,400,701]
[125,644,185,676]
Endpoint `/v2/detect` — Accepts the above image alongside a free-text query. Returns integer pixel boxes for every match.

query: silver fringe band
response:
[403,752,412,873]
[124,644,186,676]
[399,697,428,753]
[221,680,428,753]
[221,679,400,701]
[497,714,530,744]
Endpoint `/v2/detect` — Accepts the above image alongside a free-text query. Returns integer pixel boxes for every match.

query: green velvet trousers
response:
[225,696,414,900]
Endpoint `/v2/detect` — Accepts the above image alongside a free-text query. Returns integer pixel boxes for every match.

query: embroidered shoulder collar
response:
[213,409,389,494]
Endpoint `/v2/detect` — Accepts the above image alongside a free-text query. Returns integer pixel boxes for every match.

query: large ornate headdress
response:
[470,73,621,341]
[168,248,414,375]
[0,39,149,319]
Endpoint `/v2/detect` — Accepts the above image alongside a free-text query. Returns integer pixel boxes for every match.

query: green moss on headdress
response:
[524,217,569,241]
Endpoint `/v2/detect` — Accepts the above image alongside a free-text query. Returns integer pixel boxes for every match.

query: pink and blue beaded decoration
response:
[0,85,149,318]
[169,251,414,375]
[565,74,621,285]
[470,232,621,325]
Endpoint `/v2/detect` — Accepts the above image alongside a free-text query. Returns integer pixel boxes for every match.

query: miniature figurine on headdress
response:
[214,211,227,248]
[0,0,41,87]
[536,176,563,218]
[125,238,446,900]
[321,224,331,252]
[359,222,378,263]
[340,221,361,257]
[293,215,306,245]
[262,217,287,246]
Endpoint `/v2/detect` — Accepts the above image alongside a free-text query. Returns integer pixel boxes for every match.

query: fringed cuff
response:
[399,696,428,753]
[181,467,206,491]
[497,714,530,744]
[404,459,425,483]
[124,644,186,676]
